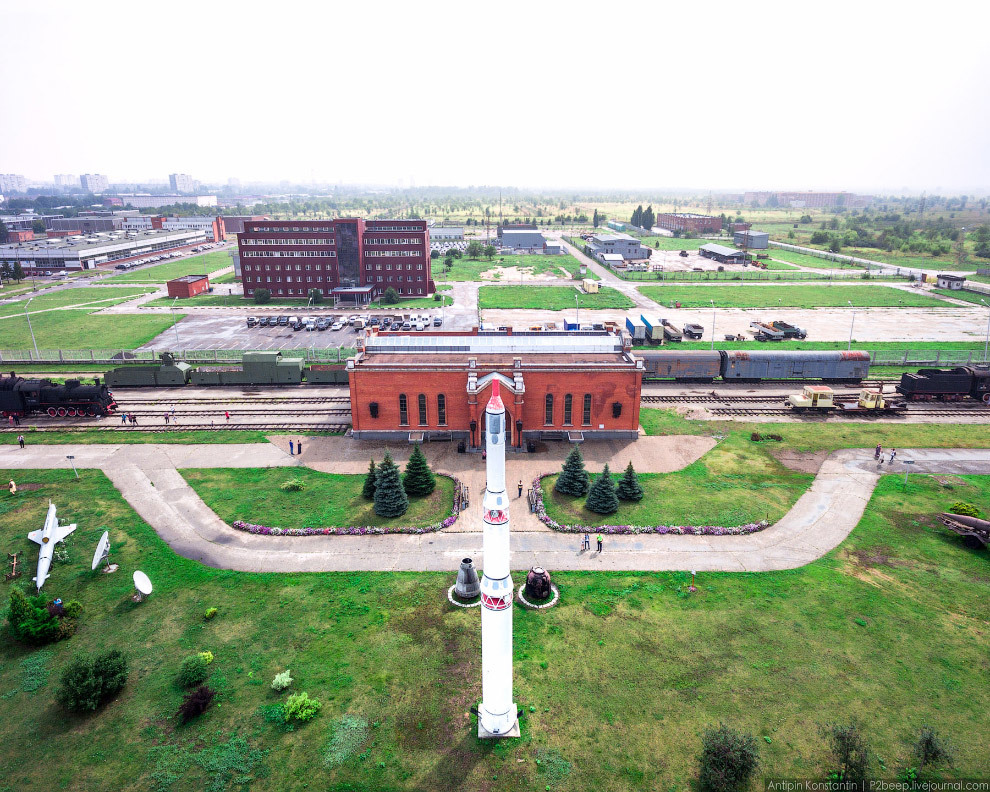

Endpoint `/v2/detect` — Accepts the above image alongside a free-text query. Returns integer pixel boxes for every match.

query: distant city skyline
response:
[1,2,988,195]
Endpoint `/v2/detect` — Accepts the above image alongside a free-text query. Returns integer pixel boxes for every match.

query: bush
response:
[284,691,322,722]
[253,288,271,305]
[178,685,215,723]
[381,287,399,305]
[820,722,870,785]
[204,607,218,620]
[176,654,210,688]
[434,292,441,301]
[198,651,214,665]
[7,588,78,645]
[271,669,293,692]
[56,650,128,712]
[279,478,305,493]
[915,725,953,770]
[698,723,760,792]
[307,288,322,305]
[948,501,981,518]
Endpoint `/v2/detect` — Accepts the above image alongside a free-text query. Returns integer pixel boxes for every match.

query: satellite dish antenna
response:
[133,570,152,601]
[91,531,110,571]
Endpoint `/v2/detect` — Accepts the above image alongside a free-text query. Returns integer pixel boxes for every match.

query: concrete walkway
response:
[2,442,988,573]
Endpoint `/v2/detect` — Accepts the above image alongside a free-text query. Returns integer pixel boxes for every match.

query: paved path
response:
[2,442,988,573]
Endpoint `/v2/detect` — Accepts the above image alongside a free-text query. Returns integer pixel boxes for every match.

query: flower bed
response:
[531,475,770,536]
[230,476,462,537]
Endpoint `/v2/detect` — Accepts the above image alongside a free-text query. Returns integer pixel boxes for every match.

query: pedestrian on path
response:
[121,413,128,425]
[18,435,25,449]
[596,533,603,553]
[889,448,896,464]
[517,480,523,498]
[297,439,303,455]
[874,443,882,460]
[582,532,590,551]
[289,440,295,455]
[13,414,19,426]
[171,407,176,420]
[131,415,138,426]
[6,416,12,427]
[225,411,230,422]
[164,413,170,424]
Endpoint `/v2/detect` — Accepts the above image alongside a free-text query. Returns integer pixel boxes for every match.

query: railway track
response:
[115,396,350,406]
[118,408,352,418]
[1,423,350,433]
[707,406,990,417]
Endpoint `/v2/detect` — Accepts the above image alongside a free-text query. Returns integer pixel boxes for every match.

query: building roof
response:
[601,253,625,261]
[937,274,967,281]
[0,227,203,255]
[660,213,717,219]
[169,274,209,284]
[590,233,637,243]
[700,243,744,257]
[363,330,627,357]
[736,229,769,237]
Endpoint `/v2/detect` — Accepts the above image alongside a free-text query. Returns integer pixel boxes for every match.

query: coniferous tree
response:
[403,444,436,496]
[616,461,644,502]
[555,446,590,496]
[592,209,599,228]
[586,463,619,515]
[631,205,644,227]
[373,451,408,518]
[361,460,377,500]
[643,205,655,230]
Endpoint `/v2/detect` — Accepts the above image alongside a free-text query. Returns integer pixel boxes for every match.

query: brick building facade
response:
[348,330,642,446]
[655,213,723,233]
[238,218,434,304]
[166,274,210,299]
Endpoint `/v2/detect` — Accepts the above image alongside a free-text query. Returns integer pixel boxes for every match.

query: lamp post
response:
[66,455,79,479]
[24,297,39,360]
[981,299,990,364]
[710,299,716,351]
[847,300,856,351]
[575,293,579,328]
[170,297,181,349]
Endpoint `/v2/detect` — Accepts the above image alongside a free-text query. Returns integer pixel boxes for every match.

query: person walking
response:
[582,532,590,551]
[289,439,295,456]
[164,413,170,425]
[874,443,882,460]
[131,414,138,426]
[6,415,12,428]
[225,411,230,423]
[297,439,303,455]
[889,448,896,464]
[18,435,25,449]
[517,480,523,498]
[596,533,603,553]
[13,414,19,426]
[121,412,128,425]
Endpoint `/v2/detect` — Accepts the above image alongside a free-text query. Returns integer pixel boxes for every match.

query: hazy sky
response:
[2,0,988,194]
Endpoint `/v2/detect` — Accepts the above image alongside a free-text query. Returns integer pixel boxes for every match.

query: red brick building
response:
[166,274,210,299]
[238,218,434,305]
[7,229,34,242]
[655,213,722,233]
[348,329,642,446]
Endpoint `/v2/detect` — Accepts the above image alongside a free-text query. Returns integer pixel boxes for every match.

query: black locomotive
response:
[0,373,117,419]
[896,366,990,402]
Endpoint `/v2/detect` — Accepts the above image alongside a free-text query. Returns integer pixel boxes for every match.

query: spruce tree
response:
[555,446,590,496]
[616,461,644,502]
[361,459,377,500]
[586,464,619,515]
[403,444,436,497]
[373,451,408,518]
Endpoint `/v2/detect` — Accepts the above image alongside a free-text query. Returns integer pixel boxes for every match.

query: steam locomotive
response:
[896,367,990,402]
[0,374,117,419]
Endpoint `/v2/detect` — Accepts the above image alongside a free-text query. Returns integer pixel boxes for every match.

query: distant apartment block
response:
[0,174,28,193]
[116,194,218,208]
[743,191,873,209]
[80,174,110,192]
[238,218,434,305]
[655,213,722,234]
[169,173,196,193]
[54,174,78,189]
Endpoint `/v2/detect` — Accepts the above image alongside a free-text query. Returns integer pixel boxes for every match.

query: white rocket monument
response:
[478,380,519,737]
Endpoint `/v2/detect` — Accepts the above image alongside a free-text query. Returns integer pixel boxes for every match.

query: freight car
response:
[638,350,871,383]
[105,352,343,388]
[0,373,117,418]
[896,366,990,402]
[105,352,192,388]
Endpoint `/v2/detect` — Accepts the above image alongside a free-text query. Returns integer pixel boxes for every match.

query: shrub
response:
[198,651,214,665]
[434,292,441,301]
[307,288,322,305]
[381,287,399,305]
[698,723,760,792]
[253,288,271,305]
[555,446,590,497]
[948,501,981,518]
[204,607,218,620]
[820,722,870,785]
[271,669,293,692]
[178,685,215,723]
[56,650,128,712]
[284,691,322,723]
[279,478,304,493]
[7,588,78,645]
[176,654,210,688]
[403,444,436,497]
[915,725,953,770]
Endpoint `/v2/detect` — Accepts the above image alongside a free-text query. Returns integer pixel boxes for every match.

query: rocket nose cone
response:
[488,379,504,410]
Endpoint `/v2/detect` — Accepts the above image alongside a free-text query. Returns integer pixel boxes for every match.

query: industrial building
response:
[167,274,211,299]
[585,233,651,262]
[119,215,226,241]
[238,218,434,304]
[936,274,966,290]
[115,194,218,208]
[0,228,207,274]
[655,213,722,234]
[699,243,747,264]
[169,173,196,193]
[733,230,769,249]
[497,223,537,241]
[347,328,642,445]
[500,230,547,252]
[428,227,465,241]
[80,174,110,192]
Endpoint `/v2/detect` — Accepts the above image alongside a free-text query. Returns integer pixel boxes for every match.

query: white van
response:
[353,318,366,329]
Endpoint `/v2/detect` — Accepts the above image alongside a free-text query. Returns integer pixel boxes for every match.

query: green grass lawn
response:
[211,271,236,284]
[0,286,157,319]
[767,248,867,270]
[432,253,585,282]
[479,285,635,310]
[933,288,990,305]
[0,310,179,350]
[1,466,987,790]
[543,432,810,528]
[637,283,945,309]
[104,251,233,283]
[181,467,455,529]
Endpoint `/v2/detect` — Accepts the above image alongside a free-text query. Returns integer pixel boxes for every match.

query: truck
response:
[661,319,683,343]
[625,317,647,343]
[682,323,704,340]
[640,314,665,345]
[770,321,808,340]
[750,321,785,341]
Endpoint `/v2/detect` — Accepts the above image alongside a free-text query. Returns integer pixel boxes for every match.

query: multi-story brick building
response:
[347,329,642,446]
[655,213,722,233]
[238,218,434,304]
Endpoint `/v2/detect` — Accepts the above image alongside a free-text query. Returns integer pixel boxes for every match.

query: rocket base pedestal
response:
[478,715,520,739]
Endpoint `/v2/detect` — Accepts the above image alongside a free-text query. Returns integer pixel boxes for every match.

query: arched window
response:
[582,393,592,425]
[437,394,447,426]
[563,394,573,425]
[418,393,428,425]
[398,394,408,426]
[544,393,554,425]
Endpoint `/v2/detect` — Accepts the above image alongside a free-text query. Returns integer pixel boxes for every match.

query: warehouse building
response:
[0,228,206,274]
[238,218,434,304]
[585,233,651,261]
[733,230,769,249]
[167,274,211,299]
[699,243,747,264]
[655,213,722,234]
[500,229,547,252]
[347,328,642,445]
[428,227,465,241]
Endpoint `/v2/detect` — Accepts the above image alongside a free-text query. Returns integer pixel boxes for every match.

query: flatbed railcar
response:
[639,350,870,383]
[0,374,117,419]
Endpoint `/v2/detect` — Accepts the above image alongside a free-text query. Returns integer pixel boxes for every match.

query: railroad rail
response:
[1,423,350,434]
[706,406,990,417]
[116,408,352,418]
[114,396,350,406]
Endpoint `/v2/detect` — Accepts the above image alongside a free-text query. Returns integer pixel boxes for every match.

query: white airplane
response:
[28,502,76,592]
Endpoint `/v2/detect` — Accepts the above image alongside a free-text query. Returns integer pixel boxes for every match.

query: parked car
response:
[401,322,412,331]
[277,316,289,326]
[316,318,330,330]
[246,317,258,328]
[330,321,344,331]
[433,316,443,327]
[257,316,269,327]
[292,321,305,331]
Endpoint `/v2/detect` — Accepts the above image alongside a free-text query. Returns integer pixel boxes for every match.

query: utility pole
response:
[24,297,39,359]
